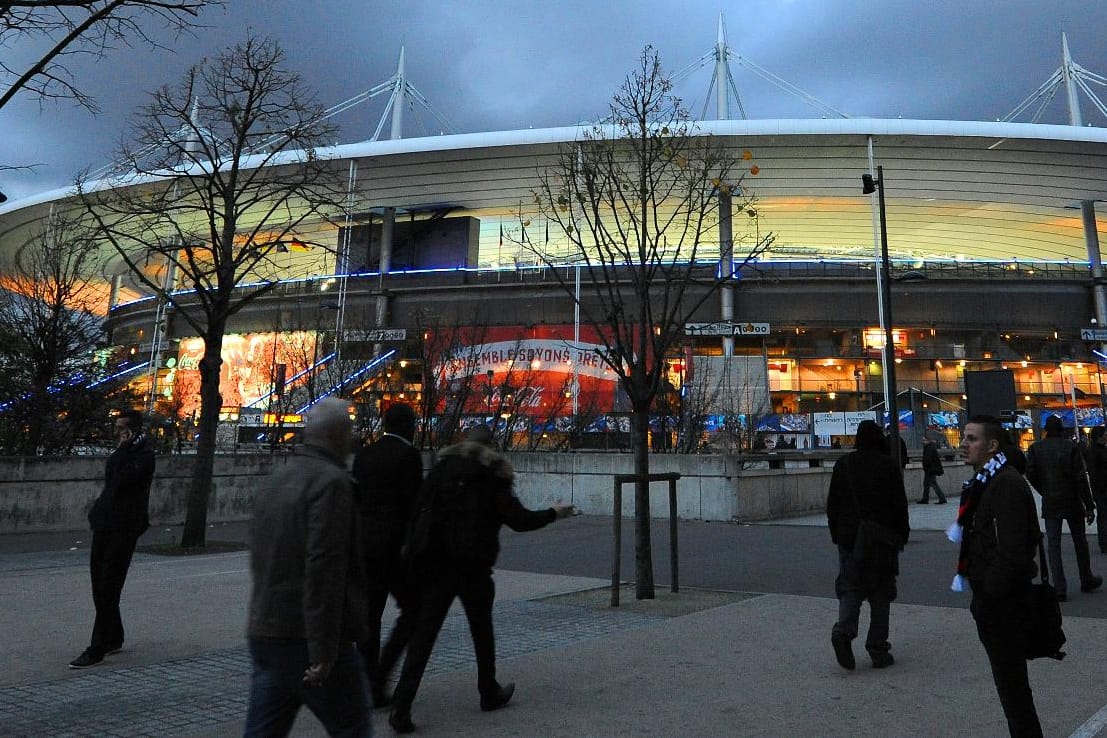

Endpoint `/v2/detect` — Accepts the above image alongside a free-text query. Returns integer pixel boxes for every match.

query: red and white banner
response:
[433,325,621,414]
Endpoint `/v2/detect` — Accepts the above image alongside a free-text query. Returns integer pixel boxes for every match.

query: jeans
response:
[1044,515,1095,596]
[244,638,371,738]
[832,545,892,656]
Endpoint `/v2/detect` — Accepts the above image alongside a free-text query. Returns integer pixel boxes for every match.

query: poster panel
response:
[175,332,317,418]
[813,412,846,436]
[432,324,620,415]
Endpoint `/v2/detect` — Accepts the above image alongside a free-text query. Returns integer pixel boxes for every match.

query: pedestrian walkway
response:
[4,521,1107,737]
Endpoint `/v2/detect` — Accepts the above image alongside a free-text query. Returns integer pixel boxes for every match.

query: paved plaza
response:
[3,505,1107,737]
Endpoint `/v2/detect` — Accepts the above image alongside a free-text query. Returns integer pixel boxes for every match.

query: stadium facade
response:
[3,40,1107,452]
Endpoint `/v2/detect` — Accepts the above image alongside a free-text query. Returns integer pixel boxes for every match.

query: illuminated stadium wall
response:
[4,120,1107,449]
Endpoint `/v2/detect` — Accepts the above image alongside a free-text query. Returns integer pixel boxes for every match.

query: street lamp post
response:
[862,166,902,469]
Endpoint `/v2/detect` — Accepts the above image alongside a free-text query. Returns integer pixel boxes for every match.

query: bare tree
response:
[1,1,217,113]
[78,35,346,547]
[0,212,132,453]
[526,47,772,598]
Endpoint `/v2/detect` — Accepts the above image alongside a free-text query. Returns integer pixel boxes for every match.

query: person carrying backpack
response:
[387,425,576,734]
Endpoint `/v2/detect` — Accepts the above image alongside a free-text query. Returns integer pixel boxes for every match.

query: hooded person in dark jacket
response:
[69,409,155,669]
[1026,414,1101,600]
[827,419,910,670]
[387,425,576,734]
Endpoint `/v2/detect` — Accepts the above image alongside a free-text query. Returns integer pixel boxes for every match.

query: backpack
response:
[402,454,494,565]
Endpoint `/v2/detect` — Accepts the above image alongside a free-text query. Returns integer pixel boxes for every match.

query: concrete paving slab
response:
[5,515,1107,737]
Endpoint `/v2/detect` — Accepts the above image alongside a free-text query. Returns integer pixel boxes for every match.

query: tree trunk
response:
[180,324,225,548]
[631,405,655,599]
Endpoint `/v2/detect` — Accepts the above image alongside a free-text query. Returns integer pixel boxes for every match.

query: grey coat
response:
[247,444,368,668]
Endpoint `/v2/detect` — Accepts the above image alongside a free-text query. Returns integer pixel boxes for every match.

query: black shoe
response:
[1081,575,1103,593]
[831,633,855,670]
[870,651,895,669]
[388,709,415,734]
[68,649,103,669]
[371,686,392,710]
[480,682,515,712]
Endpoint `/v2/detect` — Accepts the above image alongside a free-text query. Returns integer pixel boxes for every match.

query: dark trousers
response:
[920,473,947,503]
[1044,514,1095,596]
[832,545,892,655]
[971,593,1043,738]
[390,567,499,713]
[88,529,139,655]
[243,638,371,738]
[359,562,418,694]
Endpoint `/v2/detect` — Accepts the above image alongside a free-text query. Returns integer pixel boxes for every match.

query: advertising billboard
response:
[431,324,621,415]
[174,332,318,417]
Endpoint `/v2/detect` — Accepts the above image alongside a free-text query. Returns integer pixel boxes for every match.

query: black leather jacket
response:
[966,465,1040,599]
[1026,435,1093,519]
[88,433,155,535]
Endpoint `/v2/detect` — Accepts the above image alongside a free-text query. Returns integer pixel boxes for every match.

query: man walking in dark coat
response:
[919,436,947,504]
[69,409,155,669]
[353,402,423,707]
[1026,414,1101,600]
[244,398,371,737]
[827,419,910,670]
[388,426,575,734]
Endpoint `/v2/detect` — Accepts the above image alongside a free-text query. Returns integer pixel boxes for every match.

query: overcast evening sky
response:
[2,0,1106,201]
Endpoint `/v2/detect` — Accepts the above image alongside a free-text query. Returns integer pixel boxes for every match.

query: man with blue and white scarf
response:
[955,416,1043,738]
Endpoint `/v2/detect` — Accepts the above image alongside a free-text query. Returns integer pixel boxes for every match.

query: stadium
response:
[2,30,1107,453]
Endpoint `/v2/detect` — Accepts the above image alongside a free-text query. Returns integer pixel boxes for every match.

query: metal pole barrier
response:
[612,478,622,607]
[669,476,679,593]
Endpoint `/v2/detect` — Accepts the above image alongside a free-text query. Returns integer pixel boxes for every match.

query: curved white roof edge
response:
[4,117,1106,216]
[325,117,1107,158]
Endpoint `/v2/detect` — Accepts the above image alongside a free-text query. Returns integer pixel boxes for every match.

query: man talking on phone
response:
[69,409,155,669]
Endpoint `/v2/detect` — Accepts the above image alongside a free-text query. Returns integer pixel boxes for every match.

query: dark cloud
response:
[2,0,1105,200]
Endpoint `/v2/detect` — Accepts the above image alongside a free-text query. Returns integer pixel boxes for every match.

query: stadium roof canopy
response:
[3,117,1107,267]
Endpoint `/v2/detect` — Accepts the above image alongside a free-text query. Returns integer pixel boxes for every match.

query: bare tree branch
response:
[0,1,217,113]
[524,46,774,598]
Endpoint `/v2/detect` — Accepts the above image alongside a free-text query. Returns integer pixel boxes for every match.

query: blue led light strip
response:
[244,352,338,409]
[296,349,396,414]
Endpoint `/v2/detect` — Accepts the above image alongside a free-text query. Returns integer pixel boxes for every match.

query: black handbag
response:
[1025,538,1066,661]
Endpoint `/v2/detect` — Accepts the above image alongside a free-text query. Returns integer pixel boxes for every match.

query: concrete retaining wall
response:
[0,452,974,533]
[0,454,273,533]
